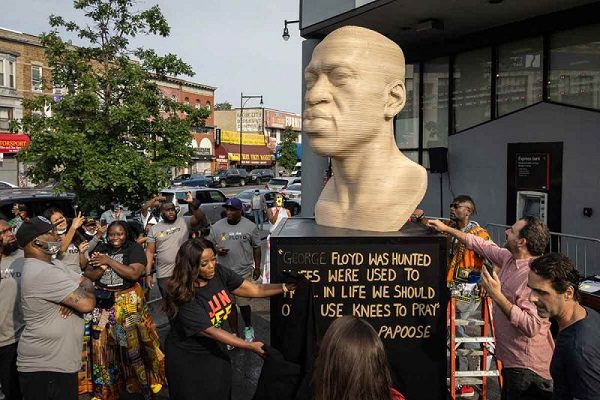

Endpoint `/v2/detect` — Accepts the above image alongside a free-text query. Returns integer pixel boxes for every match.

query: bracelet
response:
[282,283,289,293]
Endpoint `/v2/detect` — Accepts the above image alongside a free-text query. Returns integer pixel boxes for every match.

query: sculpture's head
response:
[303,26,406,157]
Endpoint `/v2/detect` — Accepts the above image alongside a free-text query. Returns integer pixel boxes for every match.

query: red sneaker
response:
[456,385,475,397]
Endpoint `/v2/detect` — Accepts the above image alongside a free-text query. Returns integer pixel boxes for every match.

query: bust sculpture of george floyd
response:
[303,26,427,232]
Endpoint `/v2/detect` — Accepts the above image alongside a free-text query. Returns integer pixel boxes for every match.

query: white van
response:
[291,161,301,177]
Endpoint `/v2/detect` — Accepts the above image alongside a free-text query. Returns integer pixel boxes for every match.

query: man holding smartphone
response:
[428,216,554,399]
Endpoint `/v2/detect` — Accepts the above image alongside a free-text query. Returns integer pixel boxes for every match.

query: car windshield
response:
[237,191,254,200]
[269,179,288,185]
[217,170,228,176]
[287,184,301,191]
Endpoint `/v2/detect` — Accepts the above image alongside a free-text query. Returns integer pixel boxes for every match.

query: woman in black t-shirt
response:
[83,221,166,400]
[163,238,296,400]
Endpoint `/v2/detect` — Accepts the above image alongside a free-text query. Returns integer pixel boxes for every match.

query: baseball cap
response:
[16,216,55,248]
[223,198,243,211]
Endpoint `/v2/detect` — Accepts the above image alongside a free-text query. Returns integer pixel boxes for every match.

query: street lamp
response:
[240,92,263,168]
[282,19,300,41]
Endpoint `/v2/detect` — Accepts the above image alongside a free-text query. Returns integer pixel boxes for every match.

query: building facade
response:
[214,107,301,170]
[298,1,600,274]
[155,76,217,175]
[0,27,49,185]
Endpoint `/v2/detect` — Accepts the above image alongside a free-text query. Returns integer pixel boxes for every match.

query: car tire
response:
[240,179,246,186]
[220,180,227,188]
[292,205,300,215]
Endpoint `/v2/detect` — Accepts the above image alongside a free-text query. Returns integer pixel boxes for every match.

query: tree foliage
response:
[278,126,298,172]
[17,0,209,211]
[214,102,232,110]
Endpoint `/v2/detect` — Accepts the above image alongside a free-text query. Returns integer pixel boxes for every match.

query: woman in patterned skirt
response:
[83,220,165,399]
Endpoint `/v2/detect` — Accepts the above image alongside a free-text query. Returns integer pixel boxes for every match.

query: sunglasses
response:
[450,203,470,210]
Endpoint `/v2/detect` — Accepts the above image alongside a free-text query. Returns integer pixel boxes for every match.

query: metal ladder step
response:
[455,318,485,326]
[456,349,485,356]
[455,337,495,344]
[456,370,501,378]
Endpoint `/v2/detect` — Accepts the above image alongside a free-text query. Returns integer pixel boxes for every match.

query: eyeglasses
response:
[450,203,470,210]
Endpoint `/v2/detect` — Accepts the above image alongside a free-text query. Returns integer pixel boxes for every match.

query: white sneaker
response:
[243,326,255,342]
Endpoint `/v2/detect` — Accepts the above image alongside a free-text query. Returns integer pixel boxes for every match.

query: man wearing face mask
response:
[0,218,24,400]
[15,217,96,400]
[208,198,262,343]
[145,193,206,296]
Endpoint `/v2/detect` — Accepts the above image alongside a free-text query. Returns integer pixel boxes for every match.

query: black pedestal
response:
[270,218,449,400]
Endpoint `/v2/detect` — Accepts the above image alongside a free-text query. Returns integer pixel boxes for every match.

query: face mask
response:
[276,197,283,207]
[84,229,97,236]
[56,228,67,235]
[34,239,61,255]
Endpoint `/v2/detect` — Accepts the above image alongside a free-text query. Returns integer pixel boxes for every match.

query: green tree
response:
[278,126,298,172]
[16,0,209,211]
[214,102,232,110]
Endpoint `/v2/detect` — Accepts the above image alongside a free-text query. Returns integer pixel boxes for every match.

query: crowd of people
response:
[0,191,599,400]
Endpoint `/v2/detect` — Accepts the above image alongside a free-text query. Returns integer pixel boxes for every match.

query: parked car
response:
[249,168,274,183]
[0,188,77,220]
[282,183,302,205]
[266,177,301,192]
[291,161,301,177]
[213,169,248,188]
[171,174,191,186]
[236,189,301,221]
[160,187,227,224]
[0,181,18,189]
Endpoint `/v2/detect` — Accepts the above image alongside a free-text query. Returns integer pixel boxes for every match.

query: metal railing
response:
[485,223,600,277]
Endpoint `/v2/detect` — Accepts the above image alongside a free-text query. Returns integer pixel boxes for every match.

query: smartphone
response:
[484,263,494,276]
[100,218,107,227]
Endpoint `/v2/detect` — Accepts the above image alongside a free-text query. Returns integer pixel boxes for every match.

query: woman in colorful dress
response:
[84,220,165,399]
[163,238,295,400]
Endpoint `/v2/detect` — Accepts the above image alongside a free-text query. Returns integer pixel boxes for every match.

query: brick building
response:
[0,26,217,184]
[0,27,50,185]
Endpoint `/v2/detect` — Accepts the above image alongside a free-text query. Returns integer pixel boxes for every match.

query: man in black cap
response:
[15,217,96,400]
[208,198,262,343]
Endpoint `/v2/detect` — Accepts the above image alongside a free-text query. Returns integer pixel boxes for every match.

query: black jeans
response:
[19,371,77,400]
[501,368,553,400]
[0,342,21,400]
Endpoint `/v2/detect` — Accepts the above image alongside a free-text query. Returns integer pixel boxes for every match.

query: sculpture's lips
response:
[303,111,332,120]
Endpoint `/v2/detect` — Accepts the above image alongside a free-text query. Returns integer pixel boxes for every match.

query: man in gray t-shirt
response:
[145,196,206,296]
[0,218,24,400]
[208,198,261,342]
[15,217,96,399]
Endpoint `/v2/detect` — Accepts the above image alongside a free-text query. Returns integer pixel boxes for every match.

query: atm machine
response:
[516,190,548,224]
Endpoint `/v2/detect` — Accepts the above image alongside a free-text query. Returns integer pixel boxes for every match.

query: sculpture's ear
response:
[384,80,406,119]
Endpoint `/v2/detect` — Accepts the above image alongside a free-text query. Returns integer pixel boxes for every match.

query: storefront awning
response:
[0,132,30,153]
[215,143,274,166]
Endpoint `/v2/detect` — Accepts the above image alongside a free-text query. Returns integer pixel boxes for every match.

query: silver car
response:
[282,183,301,205]
[160,187,227,224]
[266,177,301,192]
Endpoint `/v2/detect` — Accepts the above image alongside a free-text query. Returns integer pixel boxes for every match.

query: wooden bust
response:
[303,26,427,232]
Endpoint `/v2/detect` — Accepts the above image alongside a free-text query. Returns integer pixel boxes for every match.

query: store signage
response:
[0,133,30,153]
[515,152,550,191]
[221,130,266,145]
[235,109,263,133]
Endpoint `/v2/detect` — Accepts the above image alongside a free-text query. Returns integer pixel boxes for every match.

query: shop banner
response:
[221,130,266,145]
[0,133,30,153]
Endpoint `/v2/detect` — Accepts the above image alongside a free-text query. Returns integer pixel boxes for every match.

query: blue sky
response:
[0,0,303,113]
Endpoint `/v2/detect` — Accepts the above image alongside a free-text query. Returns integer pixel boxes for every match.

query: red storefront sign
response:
[0,133,30,153]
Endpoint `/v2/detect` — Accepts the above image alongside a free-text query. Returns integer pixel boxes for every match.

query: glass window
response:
[548,24,600,110]
[171,94,177,102]
[497,37,543,116]
[423,57,449,148]
[206,101,211,111]
[183,97,190,106]
[402,150,419,164]
[31,65,43,92]
[0,107,12,130]
[195,100,201,109]
[395,64,420,148]
[0,54,16,88]
[452,48,492,132]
